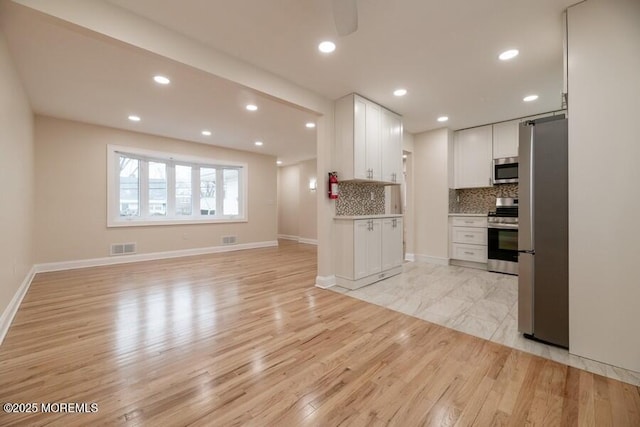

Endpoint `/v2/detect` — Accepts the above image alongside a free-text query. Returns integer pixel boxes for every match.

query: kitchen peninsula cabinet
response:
[335,94,403,184]
[334,215,403,289]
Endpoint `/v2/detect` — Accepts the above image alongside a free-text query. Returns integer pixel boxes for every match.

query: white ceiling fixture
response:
[276,160,283,165]
[393,89,407,97]
[332,0,358,36]
[437,116,449,122]
[246,104,258,111]
[499,49,519,61]
[523,94,539,102]
[128,115,141,122]
[153,75,170,84]
[201,130,212,136]
[305,122,316,128]
[318,41,336,54]
[254,141,263,146]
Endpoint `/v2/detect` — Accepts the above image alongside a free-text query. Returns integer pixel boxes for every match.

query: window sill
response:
[107,217,248,228]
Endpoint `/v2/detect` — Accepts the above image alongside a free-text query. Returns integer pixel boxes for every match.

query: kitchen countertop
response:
[334,214,404,220]
[448,213,487,217]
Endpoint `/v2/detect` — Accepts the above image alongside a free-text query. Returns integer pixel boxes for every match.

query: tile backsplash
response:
[450,184,518,213]
[336,182,385,216]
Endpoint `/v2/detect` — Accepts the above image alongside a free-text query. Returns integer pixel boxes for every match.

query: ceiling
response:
[2,0,576,164]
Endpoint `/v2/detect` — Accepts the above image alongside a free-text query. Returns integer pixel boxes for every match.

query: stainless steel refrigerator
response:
[518,116,569,348]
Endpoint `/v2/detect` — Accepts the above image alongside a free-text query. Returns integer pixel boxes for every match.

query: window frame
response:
[107,145,248,227]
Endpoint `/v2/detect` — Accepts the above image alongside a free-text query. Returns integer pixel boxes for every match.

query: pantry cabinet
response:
[454,125,493,188]
[335,94,402,184]
[334,215,404,289]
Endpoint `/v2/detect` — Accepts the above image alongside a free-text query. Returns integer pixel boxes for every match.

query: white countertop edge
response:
[334,214,404,220]
[448,213,488,217]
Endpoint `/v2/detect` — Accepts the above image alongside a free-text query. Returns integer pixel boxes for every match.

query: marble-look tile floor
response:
[330,261,640,387]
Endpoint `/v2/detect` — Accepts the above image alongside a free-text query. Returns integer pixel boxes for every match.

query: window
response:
[108,145,247,227]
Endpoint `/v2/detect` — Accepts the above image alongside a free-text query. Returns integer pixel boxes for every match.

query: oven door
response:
[488,224,519,274]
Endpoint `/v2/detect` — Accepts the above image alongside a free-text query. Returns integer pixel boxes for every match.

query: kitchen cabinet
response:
[354,219,382,278]
[334,215,404,289]
[453,125,493,188]
[449,215,488,268]
[335,94,402,184]
[381,109,403,184]
[492,120,520,159]
[382,217,403,271]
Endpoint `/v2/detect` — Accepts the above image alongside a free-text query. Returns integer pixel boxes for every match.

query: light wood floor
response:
[0,242,638,426]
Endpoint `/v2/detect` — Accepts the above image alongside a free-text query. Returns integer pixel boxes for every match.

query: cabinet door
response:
[493,120,520,159]
[382,218,403,270]
[365,101,382,181]
[353,97,368,180]
[454,125,493,188]
[366,219,383,276]
[381,110,403,183]
[353,220,370,279]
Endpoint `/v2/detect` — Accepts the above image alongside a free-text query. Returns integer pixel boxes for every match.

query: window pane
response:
[175,165,192,215]
[119,156,139,217]
[223,169,239,215]
[200,167,216,215]
[149,161,167,216]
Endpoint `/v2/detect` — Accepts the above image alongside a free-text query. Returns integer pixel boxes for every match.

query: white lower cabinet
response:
[449,215,488,268]
[335,216,404,289]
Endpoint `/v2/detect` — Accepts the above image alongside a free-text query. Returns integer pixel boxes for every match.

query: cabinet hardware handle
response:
[464,234,474,238]
[464,221,473,223]
[464,251,474,255]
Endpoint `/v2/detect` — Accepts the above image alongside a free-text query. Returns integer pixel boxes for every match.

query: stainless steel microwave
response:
[493,157,518,184]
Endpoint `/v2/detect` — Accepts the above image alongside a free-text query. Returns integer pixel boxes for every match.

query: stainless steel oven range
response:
[487,198,518,275]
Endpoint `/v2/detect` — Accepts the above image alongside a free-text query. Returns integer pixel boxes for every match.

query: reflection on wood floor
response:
[0,240,638,426]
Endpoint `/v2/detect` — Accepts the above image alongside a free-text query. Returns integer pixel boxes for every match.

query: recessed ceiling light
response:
[499,49,519,61]
[393,88,407,97]
[201,130,212,136]
[254,141,263,146]
[153,75,170,85]
[523,94,539,102]
[246,104,258,111]
[305,122,316,129]
[277,160,283,165]
[318,41,336,53]
[437,116,449,122]
[402,154,408,159]
[128,115,141,122]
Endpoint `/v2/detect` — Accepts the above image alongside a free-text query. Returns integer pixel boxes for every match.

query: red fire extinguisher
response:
[328,172,339,199]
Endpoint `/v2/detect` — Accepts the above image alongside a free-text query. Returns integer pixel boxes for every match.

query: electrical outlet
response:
[370,191,374,201]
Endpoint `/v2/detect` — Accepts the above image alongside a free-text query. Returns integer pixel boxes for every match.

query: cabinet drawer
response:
[452,227,487,245]
[451,243,487,263]
[451,216,487,227]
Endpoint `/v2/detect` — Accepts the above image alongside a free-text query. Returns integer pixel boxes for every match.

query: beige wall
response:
[413,128,452,262]
[34,116,277,263]
[277,165,300,238]
[402,131,415,256]
[277,158,317,241]
[567,0,640,372]
[0,30,34,317]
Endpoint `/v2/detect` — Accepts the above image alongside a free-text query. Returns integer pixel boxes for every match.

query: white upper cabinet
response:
[335,94,402,184]
[454,125,493,189]
[381,109,403,184]
[492,120,520,159]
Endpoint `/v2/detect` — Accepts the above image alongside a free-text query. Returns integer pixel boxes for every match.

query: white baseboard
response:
[405,253,416,262]
[315,275,336,289]
[298,238,318,246]
[34,240,279,273]
[0,266,36,346]
[415,254,450,265]
[277,235,318,246]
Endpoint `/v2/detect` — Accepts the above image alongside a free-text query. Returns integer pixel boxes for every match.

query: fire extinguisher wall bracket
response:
[328,172,339,199]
